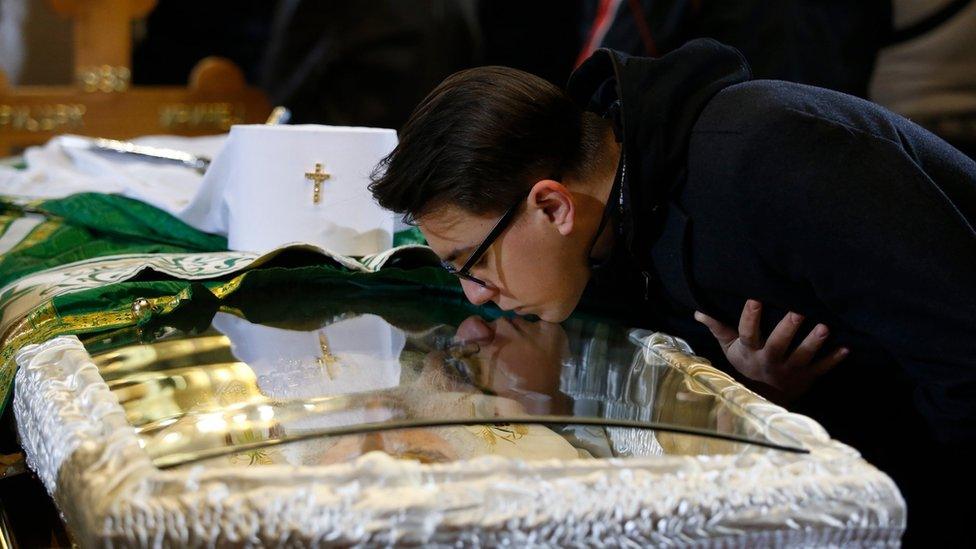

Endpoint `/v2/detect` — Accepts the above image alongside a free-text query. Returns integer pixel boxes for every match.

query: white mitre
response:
[180,124,397,256]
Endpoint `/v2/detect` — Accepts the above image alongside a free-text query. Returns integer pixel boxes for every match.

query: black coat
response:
[569,39,976,541]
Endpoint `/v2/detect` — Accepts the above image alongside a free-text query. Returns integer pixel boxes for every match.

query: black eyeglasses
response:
[441,191,529,288]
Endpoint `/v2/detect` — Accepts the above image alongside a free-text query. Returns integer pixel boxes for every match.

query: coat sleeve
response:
[737,111,976,445]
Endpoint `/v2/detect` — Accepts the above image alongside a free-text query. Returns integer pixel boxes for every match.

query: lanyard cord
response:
[586,149,626,263]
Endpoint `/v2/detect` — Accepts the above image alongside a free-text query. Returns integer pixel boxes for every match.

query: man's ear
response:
[527,179,575,236]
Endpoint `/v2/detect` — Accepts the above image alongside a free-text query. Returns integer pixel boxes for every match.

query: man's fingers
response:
[765,312,805,360]
[810,346,850,376]
[694,311,738,350]
[786,323,829,366]
[737,300,763,349]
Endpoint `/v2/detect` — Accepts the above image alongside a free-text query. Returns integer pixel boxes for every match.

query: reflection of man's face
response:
[453,315,571,414]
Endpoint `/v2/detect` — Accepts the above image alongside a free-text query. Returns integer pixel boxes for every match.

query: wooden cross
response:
[304,162,331,204]
[0,0,271,155]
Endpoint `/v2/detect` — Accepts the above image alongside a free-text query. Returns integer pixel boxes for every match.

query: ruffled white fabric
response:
[0,130,412,249]
[14,335,906,547]
[0,134,225,214]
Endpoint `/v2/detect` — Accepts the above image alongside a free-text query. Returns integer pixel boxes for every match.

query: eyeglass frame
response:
[440,189,531,288]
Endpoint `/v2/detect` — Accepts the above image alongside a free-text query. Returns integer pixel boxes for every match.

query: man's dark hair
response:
[369,66,609,221]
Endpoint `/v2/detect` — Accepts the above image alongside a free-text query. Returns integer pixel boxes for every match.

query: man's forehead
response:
[418,207,493,241]
[418,207,494,260]
[418,207,464,236]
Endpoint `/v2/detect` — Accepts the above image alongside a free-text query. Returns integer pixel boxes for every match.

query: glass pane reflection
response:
[84,289,806,469]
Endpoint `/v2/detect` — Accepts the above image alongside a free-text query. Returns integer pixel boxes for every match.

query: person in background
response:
[259,0,586,128]
[871,0,976,158]
[580,0,891,98]
[585,0,976,158]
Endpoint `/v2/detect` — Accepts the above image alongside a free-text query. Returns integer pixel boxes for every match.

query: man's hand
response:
[694,299,849,402]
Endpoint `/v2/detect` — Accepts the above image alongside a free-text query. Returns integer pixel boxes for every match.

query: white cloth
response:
[0,133,225,214]
[1,125,404,254]
[180,124,397,255]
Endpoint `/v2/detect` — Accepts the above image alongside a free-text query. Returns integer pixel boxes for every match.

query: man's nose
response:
[460,278,496,306]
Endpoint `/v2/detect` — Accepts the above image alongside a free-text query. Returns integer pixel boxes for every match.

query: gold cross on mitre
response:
[304,163,331,204]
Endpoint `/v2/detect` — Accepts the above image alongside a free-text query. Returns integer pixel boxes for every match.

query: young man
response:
[370,39,975,541]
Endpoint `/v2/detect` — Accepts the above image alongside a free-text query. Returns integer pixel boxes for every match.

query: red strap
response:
[575,0,619,67]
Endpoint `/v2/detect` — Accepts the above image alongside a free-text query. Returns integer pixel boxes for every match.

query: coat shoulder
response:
[687,79,976,223]
[692,79,902,141]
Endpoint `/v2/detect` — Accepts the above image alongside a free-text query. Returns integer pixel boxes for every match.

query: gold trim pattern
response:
[159,103,244,131]
[0,289,190,406]
[476,424,529,448]
[209,274,246,300]
[0,104,87,133]
[0,212,21,236]
[6,220,63,255]
[0,303,134,403]
[77,65,131,93]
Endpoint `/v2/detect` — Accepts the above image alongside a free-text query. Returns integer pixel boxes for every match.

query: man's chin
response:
[534,306,571,323]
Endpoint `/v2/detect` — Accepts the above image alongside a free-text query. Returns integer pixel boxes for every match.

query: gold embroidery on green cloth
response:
[0,270,257,406]
[135,292,187,322]
[0,212,22,238]
[0,287,200,407]
[1,268,451,413]
[0,303,135,404]
[6,197,48,211]
[7,220,63,255]
[210,274,246,299]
